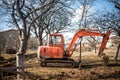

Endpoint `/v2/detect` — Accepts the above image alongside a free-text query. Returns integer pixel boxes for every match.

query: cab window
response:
[50,36,62,44]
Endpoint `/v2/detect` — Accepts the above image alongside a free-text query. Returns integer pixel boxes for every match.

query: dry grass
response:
[1,46,120,80]
[24,46,120,80]
[1,53,15,60]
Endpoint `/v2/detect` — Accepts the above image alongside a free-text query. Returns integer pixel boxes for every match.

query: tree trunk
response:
[16,33,28,80]
[94,45,96,53]
[0,49,1,57]
[38,34,43,46]
[114,42,120,61]
[38,27,43,46]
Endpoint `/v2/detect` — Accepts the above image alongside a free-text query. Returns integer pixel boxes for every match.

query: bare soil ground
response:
[0,46,120,80]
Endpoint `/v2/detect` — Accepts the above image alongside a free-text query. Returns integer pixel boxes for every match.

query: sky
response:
[63,0,115,41]
[0,10,11,31]
[0,0,115,32]
[71,0,115,25]
[94,0,114,11]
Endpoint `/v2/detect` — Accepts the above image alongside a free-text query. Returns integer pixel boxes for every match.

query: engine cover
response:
[39,46,63,58]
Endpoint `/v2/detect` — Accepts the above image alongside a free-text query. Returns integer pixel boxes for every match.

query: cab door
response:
[49,34,64,50]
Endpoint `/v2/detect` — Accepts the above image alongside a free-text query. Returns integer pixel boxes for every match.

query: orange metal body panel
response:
[40,46,63,58]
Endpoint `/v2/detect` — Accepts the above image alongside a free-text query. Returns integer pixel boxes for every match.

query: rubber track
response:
[40,59,74,68]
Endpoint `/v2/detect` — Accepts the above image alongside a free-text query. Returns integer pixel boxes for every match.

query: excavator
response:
[37,29,110,68]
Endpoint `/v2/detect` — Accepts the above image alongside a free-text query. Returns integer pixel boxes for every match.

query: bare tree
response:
[0,0,73,79]
[30,0,73,45]
[27,37,38,50]
[0,29,20,56]
[109,0,120,9]
[86,36,100,53]
[94,11,120,61]
[77,0,97,29]
[0,0,40,79]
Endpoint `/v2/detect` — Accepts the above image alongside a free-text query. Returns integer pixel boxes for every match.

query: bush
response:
[5,48,17,54]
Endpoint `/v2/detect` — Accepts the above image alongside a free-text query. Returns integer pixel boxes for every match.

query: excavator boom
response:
[67,29,110,57]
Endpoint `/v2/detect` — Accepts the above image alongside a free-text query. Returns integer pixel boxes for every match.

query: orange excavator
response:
[38,29,110,67]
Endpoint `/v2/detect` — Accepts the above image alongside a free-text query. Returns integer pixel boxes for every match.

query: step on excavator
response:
[37,29,110,68]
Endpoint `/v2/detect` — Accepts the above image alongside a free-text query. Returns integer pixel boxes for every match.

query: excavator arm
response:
[98,30,110,56]
[67,29,110,57]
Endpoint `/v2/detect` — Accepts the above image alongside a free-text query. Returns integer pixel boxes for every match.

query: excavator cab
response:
[38,34,65,60]
[49,34,64,50]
